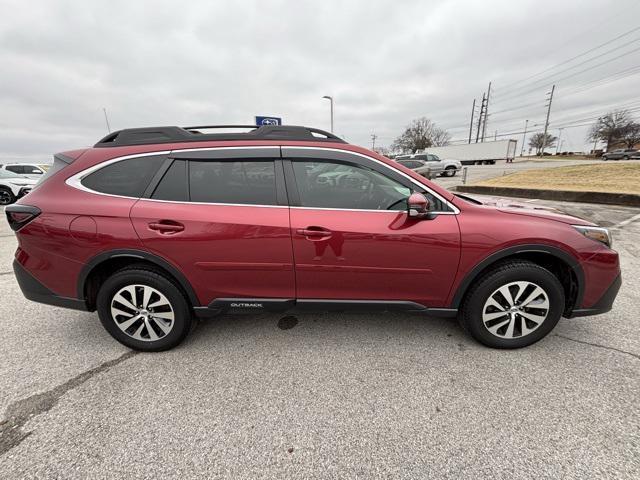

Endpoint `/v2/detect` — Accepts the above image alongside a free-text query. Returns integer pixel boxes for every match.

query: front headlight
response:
[572,225,612,248]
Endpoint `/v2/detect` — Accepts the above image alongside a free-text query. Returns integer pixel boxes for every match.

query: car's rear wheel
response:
[459,261,565,349]
[0,187,15,205]
[96,267,193,351]
[623,155,629,160]
[444,166,457,177]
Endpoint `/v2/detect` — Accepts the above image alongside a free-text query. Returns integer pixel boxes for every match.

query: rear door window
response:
[81,155,166,197]
[188,160,277,205]
[151,160,188,202]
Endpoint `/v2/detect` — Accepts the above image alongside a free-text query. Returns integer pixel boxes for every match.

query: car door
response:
[282,147,461,308]
[130,147,295,307]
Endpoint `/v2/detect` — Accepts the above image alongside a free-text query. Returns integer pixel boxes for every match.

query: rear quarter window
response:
[81,155,166,197]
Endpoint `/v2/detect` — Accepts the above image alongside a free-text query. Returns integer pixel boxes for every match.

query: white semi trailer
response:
[416,139,517,165]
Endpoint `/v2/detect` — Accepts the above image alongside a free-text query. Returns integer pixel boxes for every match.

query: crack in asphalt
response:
[0,351,138,456]
[554,334,639,361]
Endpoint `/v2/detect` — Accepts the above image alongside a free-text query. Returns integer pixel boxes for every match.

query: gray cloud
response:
[1,0,638,160]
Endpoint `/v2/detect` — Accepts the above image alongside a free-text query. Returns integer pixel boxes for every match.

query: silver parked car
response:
[395,158,437,179]
[602,148,639,161]
[411,153,462,177]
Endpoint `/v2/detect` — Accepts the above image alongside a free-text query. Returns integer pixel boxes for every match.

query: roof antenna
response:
[102,108,111,133]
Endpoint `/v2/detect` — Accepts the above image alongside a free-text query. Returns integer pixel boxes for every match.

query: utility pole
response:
[102,108,111,133]
[520,119,529,156]
[468,98,476,144]
[475,92,486,143]
[556,127,564,154]
[541,84,555,155]
[481,81,491,142]
[494,130,497,141]
[371,133,377,150]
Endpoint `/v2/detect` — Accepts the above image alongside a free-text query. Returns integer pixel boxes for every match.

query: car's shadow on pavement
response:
[180,311,475,353]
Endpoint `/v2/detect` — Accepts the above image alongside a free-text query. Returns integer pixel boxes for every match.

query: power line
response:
[496,26,640,95]
[494,44,640,104]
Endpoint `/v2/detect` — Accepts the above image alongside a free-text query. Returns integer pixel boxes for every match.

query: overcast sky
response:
[1,0,639,161]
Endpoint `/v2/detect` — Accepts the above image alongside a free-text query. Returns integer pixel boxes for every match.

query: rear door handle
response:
[148,221,185,234]
[296,227,332,238]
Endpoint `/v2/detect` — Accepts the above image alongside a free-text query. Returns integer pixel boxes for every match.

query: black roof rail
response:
[94,125,346,148]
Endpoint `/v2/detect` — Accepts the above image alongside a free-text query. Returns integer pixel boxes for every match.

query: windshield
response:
[0,169,24,179]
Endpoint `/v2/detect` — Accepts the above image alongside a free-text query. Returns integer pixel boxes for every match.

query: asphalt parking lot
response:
[0,198,638,479]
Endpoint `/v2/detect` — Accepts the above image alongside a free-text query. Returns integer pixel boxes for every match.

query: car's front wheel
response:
[459,261,565,348]
[96,267,193,351]
[444,166,457,177]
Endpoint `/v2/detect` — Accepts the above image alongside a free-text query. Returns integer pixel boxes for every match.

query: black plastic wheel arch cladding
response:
[450,244,585,312]
[78,250,201,307]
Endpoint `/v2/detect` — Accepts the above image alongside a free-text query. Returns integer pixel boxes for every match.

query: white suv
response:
[0,169,38,205]
[0,163,49,180]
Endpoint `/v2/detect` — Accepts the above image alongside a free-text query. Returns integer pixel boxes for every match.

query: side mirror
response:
[408,192,433,219]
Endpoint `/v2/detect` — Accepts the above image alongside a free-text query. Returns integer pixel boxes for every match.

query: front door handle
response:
[148,221,185,234]
[296,227,332,239]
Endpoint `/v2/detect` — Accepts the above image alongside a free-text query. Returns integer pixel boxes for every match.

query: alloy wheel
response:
[110,284,175,341]
[0,190,12,205]
[482,281,550,339]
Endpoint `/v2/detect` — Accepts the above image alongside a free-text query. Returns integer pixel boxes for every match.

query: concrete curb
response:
[454,185,640,207]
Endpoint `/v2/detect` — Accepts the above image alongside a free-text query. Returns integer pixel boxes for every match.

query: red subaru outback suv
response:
[6,125,621,351]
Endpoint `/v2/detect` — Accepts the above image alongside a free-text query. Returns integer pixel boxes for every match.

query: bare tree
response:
[620,122,640,148]
[587,110,634,151]
[528,132,557,155]
[392,117,450,153]
[374,146,392,157]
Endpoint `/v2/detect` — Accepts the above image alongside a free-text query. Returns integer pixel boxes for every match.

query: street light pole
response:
[556,127,564,154]
[322,95,334,133]
[103,107,111,133]
[520,119,528,157]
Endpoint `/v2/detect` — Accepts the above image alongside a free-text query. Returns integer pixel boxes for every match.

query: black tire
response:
[96,267,193,351]
[0,187,15,205]
[444,166,456,177]
[623,155,629,160]
[459,261,565,349]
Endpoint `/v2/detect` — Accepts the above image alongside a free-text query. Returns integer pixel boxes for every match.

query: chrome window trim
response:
[66,150,172,198]
[65,145,459,214]
[291,206,409,214]
[65,146,282,204]
[283,146,459,214]
[138,198,287,209]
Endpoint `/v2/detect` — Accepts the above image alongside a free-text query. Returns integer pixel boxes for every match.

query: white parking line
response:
[612,212,640,230]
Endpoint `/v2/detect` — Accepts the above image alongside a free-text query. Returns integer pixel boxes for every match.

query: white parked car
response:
[0,163,50,180]
[0,169,39,205]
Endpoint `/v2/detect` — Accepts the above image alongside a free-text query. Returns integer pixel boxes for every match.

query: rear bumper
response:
[13,260,88,311]
[569,273,621,318]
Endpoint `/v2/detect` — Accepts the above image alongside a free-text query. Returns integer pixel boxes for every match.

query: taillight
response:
[5,205,41,231]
